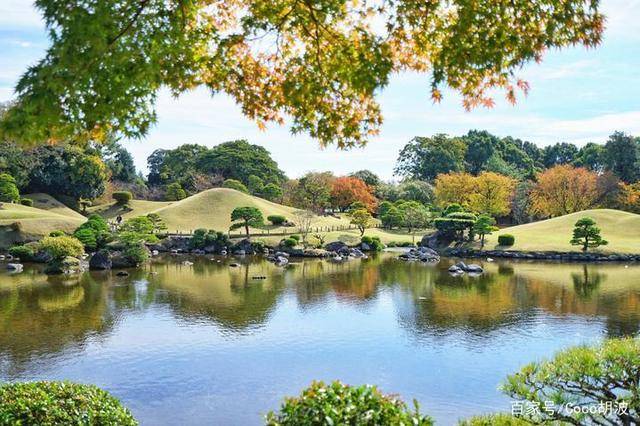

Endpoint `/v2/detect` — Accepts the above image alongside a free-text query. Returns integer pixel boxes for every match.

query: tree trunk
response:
[245,222,250,238]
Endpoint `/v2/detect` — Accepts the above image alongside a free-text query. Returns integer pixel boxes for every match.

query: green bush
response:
[112,191,133,205]
[223,179,249,193]
[19,198,33,207]
[74,214,111,250]
[361,235,384,251]
[290,235,301,242]
[282,237,297,248]
[0,381,137,425]
[39,236,85,261]
[123,241,149,265]
[49,230,65,237]
[498,234,515,246]
[0,173,20,203]
[267,215,286,226]
[266,381,432,425]
[190,228,209,249]
[8,244,36,261]
[74,228,98,251]
[165,182,187,201]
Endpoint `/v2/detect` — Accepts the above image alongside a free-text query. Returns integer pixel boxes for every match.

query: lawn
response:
[480,209,640,254]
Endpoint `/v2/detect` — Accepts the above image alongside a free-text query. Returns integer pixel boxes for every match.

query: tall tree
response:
[574,142,606,173]
[0,0,604,147]
[434,172,476,209]
[350,170,380,188]
[604,131,639,183]
[468,172,516,217]
[292,172,335,213]
[395,134,467,181]
[543,142,579,168]
[331,176,377,212]
[463,130,498,175]
[529,165,599,217]
[230,207,264,238]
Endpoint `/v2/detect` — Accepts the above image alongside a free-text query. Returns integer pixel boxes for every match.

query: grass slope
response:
[88,199,173,221]
[0,203,86,248]
[149,188,350,233]
[483,209,640,253]
[23,193,86,220]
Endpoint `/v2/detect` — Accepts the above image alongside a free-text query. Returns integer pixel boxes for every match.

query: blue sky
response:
[1,0,639,179]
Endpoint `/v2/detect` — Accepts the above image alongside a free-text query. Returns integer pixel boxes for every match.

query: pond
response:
[1,253,639,425]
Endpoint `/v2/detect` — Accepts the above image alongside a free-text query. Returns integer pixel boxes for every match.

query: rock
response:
[229,263,240,267]
[44,256,82,275]
[325,241,348,252]
[234,249,246,256]
[360,242,371,251]
[111,254,138,268]
[6,263,23,272]
[448,265,463,273]
[275,256,289,266]
[350,248,366,258]
[89,250,112,270]
[418,247,440,262]
[191,249,205,255]
[182,261,194,266]
[455,261,468,270]
[231,239,254,255]
[116,271,129,277]
[152,250,159,256]
[302,249,329,258]
[275,251,289,258]
[465,264,484,273]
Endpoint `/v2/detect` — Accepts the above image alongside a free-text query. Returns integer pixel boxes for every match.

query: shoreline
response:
[441,247,640,262]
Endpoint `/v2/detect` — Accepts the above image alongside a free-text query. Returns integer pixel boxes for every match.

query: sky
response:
[1,1,639,180]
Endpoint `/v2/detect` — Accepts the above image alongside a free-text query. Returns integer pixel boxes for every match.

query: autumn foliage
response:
[434,172,516,217]
[529,165,599,218]
[331,177,377,212]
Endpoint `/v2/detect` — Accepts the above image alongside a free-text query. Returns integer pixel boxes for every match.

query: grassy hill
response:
[0,203,86,248]
[482,209,640,254]
[24,193,86,220]
[88,199,173,221]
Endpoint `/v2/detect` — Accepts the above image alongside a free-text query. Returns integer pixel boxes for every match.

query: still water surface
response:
[1,254,639,425]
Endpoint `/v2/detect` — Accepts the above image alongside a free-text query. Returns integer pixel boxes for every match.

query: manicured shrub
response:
[282,237,297,248]
[190,228,209,249]
[39,236,85,261]
[266,381,432,425]
[223,179,249,194]
[0,381,137,425]
[74,214,110,250]
[361,235,384,251]
[8,244,36,261]
[19,198,33,207]
[123,241,149,265]
[498,234,515,246]
[290,235,301,242]
[112,191,133,205]
[74,228,98,251]
[0,173,20,203]
[267,215,287,226]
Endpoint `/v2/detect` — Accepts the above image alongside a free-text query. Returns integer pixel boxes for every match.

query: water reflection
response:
[0,254,639,424]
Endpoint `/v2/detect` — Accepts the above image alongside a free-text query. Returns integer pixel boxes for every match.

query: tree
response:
[395,135,467,181]
[530,165,599,218]
[473,215,498,248]
[542,142,579,168]
[397,180,434,206]
[604,131,640,183]
[0,0,603,147]
[247,175,265,195]
[230,207,264,237]
[331,177,377,212]
[197,140,286,186]
[398,201,431,243]
[294,210,315,243]
[434,172,475,209]
[463,130,498,175]
[261,183,283,202]
[380,206,404,229]
[112,191,132,205]
[165,182,187,201]
[618,181,640,213]
[146,213,167,234]
[502,338,639,425]
[26,145,108,201]
[468,172,516,217]
[574,142,606,173]
[511,180,535,224]
[350,170,380,188]
[292,172,335,213]
[147,144,209,185]
[0,142,31,188]
[103,143,137,183]
[223,179,249,193]
[349,208,373,236]
[570,217,608,251]
[0,174,20,203]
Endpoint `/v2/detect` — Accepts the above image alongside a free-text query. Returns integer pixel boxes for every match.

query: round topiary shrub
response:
[0,381,137,425]
[112,191,133,205]
[8,244,36,261]
[266,381,432,425]
[282,237,297,248]
[19,198,33,207]
[267,215,286,226]
[498,234,515,246]
[290,235,301,242]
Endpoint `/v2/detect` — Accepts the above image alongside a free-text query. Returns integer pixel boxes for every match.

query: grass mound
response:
[484,209,640,253]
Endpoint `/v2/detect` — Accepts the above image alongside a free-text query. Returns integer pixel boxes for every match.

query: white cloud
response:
[0,1,43,30]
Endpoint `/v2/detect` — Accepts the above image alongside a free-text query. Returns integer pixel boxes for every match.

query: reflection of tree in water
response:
[571,265,605,299]
[146,257,287,332]
[0,272,114,377]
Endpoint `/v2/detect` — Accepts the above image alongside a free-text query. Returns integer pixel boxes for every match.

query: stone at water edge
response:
[465,264,484,273]
[89,250,112,270]
[325,241,348,252]
[6,263,23,271]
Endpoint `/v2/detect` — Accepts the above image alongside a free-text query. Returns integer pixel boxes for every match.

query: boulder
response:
[465,264,484,273]
[448,265,463,274]
[116,271,129,277]
[325,241,348,252]
[89,250,112,270]
[275,256,289,266]
[6,263,23,272]
[111,253,138,268]
[418,247,440,262]
[232,239,254,255]
[44,256,82,275]
[360,242,371,251]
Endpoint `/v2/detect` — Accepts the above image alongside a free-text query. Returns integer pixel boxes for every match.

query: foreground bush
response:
[361,235,384,251]
[502,338,640,425]
[39,235,85,261]
[497,234,515,246]
[267,215,287,226]
[0,381,137,425]
[266,381,432,425]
